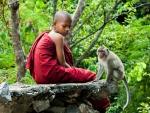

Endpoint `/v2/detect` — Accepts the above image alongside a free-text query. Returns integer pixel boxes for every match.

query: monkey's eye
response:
[98,50,103,52]
[98,50,101,52]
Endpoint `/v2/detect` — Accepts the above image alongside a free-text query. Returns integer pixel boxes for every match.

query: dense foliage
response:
[0,0,150,113]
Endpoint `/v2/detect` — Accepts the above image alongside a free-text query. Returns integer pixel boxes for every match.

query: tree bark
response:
[8,0,26,81]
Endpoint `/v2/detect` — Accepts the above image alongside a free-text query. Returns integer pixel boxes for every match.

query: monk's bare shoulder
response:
[48,31,64,44]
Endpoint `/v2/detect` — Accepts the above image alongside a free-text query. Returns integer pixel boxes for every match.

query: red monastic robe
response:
[26,32,96,84]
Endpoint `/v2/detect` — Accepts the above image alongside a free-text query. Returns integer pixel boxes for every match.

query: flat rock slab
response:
[0,80,118,113]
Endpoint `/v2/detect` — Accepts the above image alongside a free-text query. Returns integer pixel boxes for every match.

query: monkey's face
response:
[97,46,109,59]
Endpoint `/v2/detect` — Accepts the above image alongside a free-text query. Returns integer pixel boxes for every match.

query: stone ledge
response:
[0,80,118,113]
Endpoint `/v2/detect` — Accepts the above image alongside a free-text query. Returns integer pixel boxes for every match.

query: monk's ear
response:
[53,19,57,26]
[53,22,56,26]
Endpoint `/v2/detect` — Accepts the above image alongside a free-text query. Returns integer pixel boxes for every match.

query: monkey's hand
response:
[96,62,104,80]
[92,79,99,82]
[106,74,113,83]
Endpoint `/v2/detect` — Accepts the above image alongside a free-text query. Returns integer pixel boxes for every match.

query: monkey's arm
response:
[107,59,115,82]
[96,62,104,80]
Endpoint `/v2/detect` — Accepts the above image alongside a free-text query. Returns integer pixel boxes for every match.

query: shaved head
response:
[53,11,72,25]
[52,11,72,36]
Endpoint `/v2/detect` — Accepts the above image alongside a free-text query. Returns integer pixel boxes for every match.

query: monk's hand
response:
[92,79,99,82]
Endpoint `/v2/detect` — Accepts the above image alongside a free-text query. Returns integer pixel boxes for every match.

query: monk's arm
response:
[53,35,71,68]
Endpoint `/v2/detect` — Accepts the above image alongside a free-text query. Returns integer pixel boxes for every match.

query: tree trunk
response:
[8,0,26,81]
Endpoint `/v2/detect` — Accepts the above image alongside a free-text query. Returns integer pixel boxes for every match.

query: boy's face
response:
[54,18,71,36]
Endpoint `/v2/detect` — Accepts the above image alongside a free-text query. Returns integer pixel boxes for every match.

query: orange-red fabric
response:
[26,32,96,84]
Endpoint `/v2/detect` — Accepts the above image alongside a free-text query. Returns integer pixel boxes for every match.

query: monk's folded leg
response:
[65,67,96,83]
[47,66,96,83]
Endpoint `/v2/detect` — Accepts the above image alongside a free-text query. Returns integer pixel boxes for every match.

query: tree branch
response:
[67,0,86,44]
[71,1,101,39]
[108,2,150,24]
[71,27,100,49]
[75,23,106,66]
[134,2,150,8]
[71,0,86,30]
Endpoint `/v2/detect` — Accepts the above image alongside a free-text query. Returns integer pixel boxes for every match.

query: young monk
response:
[26,11,96,84]
[26,11,109,113]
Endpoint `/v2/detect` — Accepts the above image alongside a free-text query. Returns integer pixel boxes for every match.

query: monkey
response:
[96,45,130,110]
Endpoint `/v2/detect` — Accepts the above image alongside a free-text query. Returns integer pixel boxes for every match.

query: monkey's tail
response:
[122,78,130,110]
